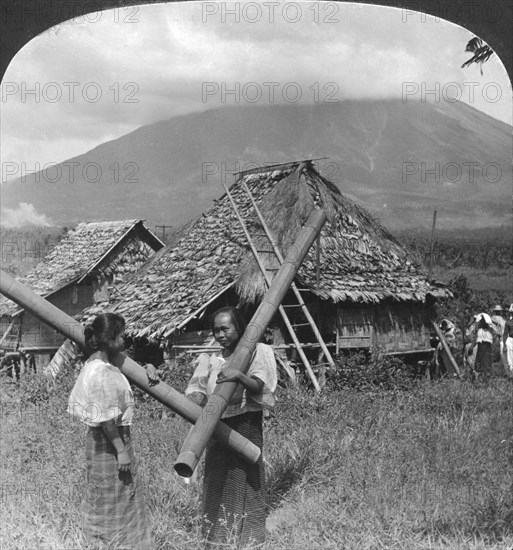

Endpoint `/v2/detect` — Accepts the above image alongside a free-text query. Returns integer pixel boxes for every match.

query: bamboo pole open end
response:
[174,451,198,478]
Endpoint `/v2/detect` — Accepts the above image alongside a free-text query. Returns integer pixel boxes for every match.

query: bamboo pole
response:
[225,181,322,391]
[240,180,336,372]
[0,270,260,464]
[0,319,16,349]
[432,321,461,378]
[316,235,321,285]
[174,207,327,477]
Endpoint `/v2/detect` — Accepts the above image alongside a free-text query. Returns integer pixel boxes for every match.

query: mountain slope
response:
[1,100,510,230]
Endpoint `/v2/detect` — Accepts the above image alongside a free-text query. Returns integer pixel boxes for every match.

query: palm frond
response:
[461,37,494,75]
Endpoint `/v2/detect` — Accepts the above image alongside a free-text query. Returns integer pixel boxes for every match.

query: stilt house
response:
[0,220,164,368]
[86,161,450,368]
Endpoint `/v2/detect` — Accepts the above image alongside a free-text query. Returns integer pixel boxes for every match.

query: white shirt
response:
[476,327,494,344]
[185,343,278,419]
[67,358,134,426]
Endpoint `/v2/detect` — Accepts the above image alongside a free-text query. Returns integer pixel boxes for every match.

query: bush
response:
[325,348,417,392]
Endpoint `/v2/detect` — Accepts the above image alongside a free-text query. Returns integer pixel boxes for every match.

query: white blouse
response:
[67,358,134,426]
[185,343,278,419]
[476,327,494,344]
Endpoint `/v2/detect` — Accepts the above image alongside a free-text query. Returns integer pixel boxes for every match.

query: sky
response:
[1,1,511,185]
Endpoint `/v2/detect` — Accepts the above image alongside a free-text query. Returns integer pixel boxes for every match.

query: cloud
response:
[1,203,52,227]
[0,1,511,175]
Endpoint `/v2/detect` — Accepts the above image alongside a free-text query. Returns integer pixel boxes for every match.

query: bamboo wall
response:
[0,315,12,339]
[336,301,433,353]
[162,296,433,358]
[171,329,213,347]
[18,282,94,350]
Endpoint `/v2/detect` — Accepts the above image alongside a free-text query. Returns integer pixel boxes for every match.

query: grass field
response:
[1,365,512,550]
[431,266,513,294]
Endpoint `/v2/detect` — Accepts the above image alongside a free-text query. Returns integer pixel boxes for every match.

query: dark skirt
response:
[81,425,153,550]
[202,411,266,546]
[475,341,492,377]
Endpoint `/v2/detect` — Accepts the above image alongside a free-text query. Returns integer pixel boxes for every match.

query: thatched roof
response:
[88,161,450,341]
[0,220,163,316]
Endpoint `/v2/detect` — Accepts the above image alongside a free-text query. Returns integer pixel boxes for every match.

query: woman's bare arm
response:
[217,369,264,395]
[102,419,131,472]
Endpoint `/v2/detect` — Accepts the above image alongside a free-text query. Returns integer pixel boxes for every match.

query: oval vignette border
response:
[0,0,512,85]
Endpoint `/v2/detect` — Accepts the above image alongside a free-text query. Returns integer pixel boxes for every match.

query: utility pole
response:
[155,224,173,242]
[428,210,437,280]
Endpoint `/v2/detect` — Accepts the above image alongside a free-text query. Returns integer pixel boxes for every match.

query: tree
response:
[461,37,494,75]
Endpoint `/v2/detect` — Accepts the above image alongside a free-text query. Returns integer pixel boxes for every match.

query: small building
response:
[87,161,450,370]
[0,220,164,369]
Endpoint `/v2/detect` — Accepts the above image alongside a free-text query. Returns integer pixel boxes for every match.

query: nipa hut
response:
[85,161,450,370]
[0,220,164,370]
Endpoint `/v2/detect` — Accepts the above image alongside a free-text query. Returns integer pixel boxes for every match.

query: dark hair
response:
[84,313,125,351]
[210,307,247,338]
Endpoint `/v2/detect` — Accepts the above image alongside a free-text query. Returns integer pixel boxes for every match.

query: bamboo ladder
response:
[0,319,19,351]
[222,180,336,393]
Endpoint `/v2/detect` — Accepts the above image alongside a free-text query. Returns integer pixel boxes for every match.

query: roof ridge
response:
[235,158,327,178]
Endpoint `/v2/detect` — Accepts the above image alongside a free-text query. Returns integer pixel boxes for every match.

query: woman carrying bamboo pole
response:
[67,313,157,549]
[185,306,277,546]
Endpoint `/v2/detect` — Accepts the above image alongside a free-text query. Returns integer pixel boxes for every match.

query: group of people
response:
[62,301,513,547]
[67,307,277,549]
[430,304,513,380]
[464,304,513,380]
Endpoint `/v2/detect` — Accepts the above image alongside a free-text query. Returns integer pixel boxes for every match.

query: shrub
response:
[325,348,417,392]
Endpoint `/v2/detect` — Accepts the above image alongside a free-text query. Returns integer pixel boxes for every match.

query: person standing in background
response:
[501,305,513,379]
[434,318,459,377]
[473,313,496,381]
[491,305,506,342]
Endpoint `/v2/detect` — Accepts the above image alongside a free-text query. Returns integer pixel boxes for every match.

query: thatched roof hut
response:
[0,220,164,316]
[0,220,164,357]
[88,161,449,352]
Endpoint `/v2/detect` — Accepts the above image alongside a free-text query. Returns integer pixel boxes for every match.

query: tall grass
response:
[265,380,513,549]
[1,366,512,549]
